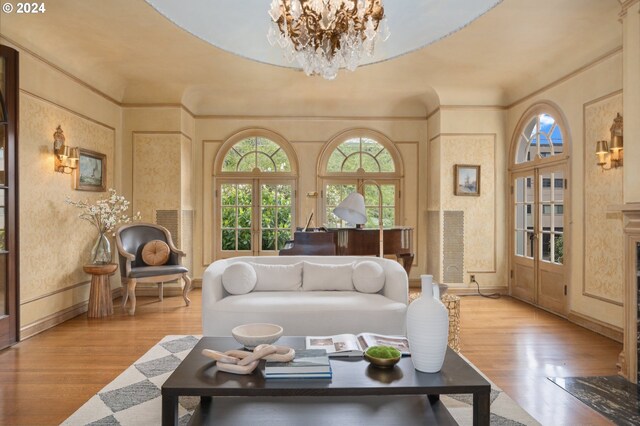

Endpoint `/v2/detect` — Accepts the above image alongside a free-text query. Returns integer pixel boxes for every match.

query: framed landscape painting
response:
[454,164,480,196]
[74,148,106,192]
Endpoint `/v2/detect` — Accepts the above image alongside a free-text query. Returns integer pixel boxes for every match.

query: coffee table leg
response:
[473,390,490,426]
[162,394,178,426]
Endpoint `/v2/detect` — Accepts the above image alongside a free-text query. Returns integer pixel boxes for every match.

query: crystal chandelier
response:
[267,0,390,80]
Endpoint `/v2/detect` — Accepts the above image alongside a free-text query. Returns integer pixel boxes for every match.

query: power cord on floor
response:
[468,276,501,299]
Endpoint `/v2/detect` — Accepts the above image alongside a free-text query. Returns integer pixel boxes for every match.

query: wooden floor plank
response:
[0,291,622,425]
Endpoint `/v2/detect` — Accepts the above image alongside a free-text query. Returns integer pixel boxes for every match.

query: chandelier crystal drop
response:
[267,0,390,80]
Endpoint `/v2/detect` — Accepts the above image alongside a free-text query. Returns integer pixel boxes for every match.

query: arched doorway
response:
[509,103,570,316]
[213,129,298,258]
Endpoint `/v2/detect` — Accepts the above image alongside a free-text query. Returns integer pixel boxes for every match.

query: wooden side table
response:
[84,263,118,318]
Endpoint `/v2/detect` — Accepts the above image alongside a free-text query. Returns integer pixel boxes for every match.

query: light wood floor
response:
[0,290,622,425]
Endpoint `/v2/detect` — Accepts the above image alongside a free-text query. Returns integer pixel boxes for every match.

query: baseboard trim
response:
[568,310,623,343]
[20,288,122,341]
[446,286,509,296]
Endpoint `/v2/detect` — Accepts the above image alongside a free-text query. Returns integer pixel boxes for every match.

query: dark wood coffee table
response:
[162,337,491,426]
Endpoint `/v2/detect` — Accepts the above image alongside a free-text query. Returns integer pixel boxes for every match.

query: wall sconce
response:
[596,113,623,170]
[53,125,79,174]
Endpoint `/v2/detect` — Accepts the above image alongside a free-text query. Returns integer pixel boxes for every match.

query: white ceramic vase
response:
[406,274,449,372]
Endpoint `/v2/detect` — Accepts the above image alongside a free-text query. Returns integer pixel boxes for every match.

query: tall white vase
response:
[406,275,449,372]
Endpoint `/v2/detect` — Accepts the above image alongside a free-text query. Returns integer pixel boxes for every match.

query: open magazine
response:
[305,333,410,357]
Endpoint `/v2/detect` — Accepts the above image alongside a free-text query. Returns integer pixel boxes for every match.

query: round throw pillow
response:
[222,262,257,295]
[141,240,170,266]
[352,260,385,293]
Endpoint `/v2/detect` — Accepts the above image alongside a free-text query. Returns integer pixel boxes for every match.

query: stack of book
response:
[264,349,332,379]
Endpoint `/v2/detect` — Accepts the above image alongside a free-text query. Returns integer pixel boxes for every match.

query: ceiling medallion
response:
[267,0,390,80]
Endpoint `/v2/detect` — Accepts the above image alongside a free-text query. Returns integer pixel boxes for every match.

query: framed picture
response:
[74,148,106,192]
[454,164,480,196]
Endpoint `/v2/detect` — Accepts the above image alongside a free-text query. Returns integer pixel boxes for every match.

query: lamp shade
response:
[595,140,609,155]
[610,134,623,152]
[333,192,367,225]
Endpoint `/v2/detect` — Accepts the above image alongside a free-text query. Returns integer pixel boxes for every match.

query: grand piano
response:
[279,227,414,275]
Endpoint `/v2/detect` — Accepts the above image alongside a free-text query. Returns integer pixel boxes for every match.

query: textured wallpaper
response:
[20,94,115,302]
[133,133,181,221]
[441,135,496,273]
[584,94,623,303]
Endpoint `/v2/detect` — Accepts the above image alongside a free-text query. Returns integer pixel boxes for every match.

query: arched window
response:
[222,137,291,172]
[327,137,396,173]
[319,130,403,228]
[214,130,297,257]
[515,113,564,164]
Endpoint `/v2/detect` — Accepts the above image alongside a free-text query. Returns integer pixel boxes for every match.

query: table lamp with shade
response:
[332,180,384,258]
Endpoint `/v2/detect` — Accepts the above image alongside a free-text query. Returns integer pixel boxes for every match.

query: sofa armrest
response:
[202,259,229,311]
[381,260,409,305]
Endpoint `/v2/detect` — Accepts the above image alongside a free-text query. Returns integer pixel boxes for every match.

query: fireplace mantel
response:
[615,203,640,383]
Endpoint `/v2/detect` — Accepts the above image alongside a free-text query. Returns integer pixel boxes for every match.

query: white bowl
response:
[231,323,283,349]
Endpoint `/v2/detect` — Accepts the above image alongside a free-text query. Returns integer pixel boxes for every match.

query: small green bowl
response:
[364,346,401,369]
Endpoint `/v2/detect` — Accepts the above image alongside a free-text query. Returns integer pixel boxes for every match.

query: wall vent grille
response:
[443,210,464,284]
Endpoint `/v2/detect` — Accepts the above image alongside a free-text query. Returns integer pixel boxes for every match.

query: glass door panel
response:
[0,45,17,348]
[260,182,293,252]
[363,183,396,228]
[220,182,253,253]
[325,183,356,227]
[539,171,564,265]
[514,175,535,259]
[217,179,295,258]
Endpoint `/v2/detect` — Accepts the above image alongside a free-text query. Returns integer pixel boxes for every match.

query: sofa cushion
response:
[206,291,407,336]
[222,262,257,295]
[251,262,303,291]
[302,261,354,291]
[352,260,385,293]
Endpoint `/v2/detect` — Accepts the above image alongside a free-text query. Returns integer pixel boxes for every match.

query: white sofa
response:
[202,256,409,336]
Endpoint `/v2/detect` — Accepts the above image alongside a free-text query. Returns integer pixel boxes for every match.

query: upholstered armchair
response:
[115,223,191,315]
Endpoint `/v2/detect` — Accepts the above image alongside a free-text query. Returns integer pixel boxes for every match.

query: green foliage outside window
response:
[327,138,395,173]
[554,234,563,264]
[220,183,293,252]
[222,137,291,173]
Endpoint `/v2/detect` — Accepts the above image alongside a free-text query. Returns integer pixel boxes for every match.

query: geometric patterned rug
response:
[62,335,540,426]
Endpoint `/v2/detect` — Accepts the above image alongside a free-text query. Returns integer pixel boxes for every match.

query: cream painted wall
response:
[121,108,187,202]
[194,118,428,284]
[584,94,624,306]
[427,109,508,289]
[8,42,123,335]
[622,2,640,203]
[506,52,624,329]
[132,133,181,220]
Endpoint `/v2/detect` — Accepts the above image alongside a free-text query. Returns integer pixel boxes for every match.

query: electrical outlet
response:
[470,274,476,283]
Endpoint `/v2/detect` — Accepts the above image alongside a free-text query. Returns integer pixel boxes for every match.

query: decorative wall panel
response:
[584,94,623,304]
[19,94,115,302]
[133,133,181,222]
[441,135,496,273]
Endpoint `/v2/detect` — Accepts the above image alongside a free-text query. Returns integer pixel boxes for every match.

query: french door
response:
[0,45,19,349]
[216,179,295,258]
[511,164,567,316]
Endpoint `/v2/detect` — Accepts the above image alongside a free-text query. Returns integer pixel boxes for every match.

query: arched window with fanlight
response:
[515,113,565,164]
[318,130,403,228]
[214,130,298,257]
